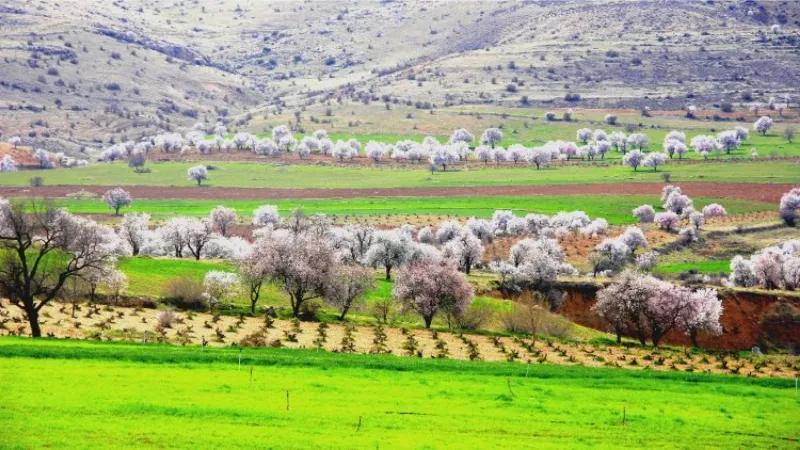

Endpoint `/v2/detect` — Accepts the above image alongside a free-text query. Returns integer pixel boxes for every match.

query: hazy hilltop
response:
[1,0,798,151]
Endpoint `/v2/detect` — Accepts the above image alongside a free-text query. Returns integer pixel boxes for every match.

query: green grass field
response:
[654,261,731,275]
[2,160,799,189]
[57,195,775,225]
[0,338,796,449]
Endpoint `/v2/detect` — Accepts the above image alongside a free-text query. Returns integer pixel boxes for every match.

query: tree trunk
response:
[424,315,433,329]
[385,265,392,281]
[27,305,42,338]
[690,329,699,348]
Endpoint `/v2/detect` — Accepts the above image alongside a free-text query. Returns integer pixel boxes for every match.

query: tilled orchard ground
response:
[0,181,795,203]
[1,299,795,379]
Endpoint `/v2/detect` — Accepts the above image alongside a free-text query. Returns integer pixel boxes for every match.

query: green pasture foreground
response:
[0,339,796,449]
[57,195,775,225]
[1,160,799,189]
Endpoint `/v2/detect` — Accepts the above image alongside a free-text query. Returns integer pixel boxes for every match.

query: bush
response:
[155,310,181,329]
[500,293,572,338]
[564,93,581,102]
[162,276,207,310]
[453,304,495,330]
[720,102,734,113]
[29,176,44,187]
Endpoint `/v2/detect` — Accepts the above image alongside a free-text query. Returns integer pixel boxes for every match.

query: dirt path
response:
[0,182,796,203]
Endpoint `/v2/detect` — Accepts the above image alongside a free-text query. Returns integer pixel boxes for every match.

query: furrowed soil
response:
[0,182,795,202]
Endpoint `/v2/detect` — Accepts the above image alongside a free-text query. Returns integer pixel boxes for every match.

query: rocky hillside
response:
[0,0,798,150]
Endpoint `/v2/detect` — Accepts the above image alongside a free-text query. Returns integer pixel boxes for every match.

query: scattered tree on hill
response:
[187,165,208,186]
[702,204,727,218]
[754,116,773,135]
[8,136,21,148]
[102,188,132,215]
[576,128,593,144]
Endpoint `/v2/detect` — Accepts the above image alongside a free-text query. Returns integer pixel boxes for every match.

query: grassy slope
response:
[0,338,795,449]
[117,257,507,328]
[58,195,775,225]
[2,160,799,189]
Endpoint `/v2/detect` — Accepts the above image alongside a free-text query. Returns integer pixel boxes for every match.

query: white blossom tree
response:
[450,128,474,145]
[443,230,484,274]
[203,271,241,310]
[187,165,208,186]
[102,188,132,215]
[210,206,237,236]
[754,116,773,135]
[362,229,414,281]
[253,205,280,227]
[623,149,645,171]
[480,128,503,148]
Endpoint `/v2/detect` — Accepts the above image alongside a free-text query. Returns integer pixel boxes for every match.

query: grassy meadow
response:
[2,160,799,189]
[0,338,796,449]
[58,195,776,225]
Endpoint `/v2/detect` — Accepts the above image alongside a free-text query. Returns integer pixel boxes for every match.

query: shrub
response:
[163,276,207,310]
[29,176,44,187]
[452,303,495,330]
[155,310,181,329]
[500,293,572,338]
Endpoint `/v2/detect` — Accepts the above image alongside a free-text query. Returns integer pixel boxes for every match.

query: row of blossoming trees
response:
[5,184,799,344]
[70,114,776,178]
[0,112,778,175]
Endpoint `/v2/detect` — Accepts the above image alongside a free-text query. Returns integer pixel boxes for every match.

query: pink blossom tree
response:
[654,212,680,231]
[324,263,376,320]
[393,259,474,328]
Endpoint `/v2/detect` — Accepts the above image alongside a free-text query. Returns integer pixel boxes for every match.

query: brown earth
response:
[557,282,800,351]
[0,181,797,203]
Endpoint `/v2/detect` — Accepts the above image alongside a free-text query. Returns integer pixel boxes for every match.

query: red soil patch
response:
[0,182,795,203]
[0,143,37,166]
